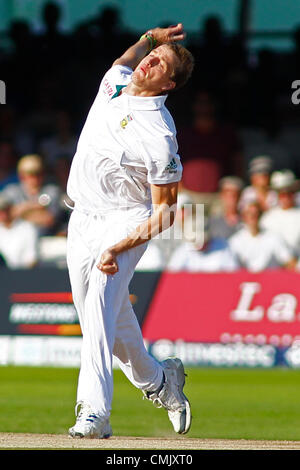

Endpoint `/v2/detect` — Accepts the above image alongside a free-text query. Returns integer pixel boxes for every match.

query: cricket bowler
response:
[66,23,194,438]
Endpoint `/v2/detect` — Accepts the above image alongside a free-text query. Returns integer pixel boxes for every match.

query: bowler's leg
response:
[76,247,147,417]
[113,293,164,392]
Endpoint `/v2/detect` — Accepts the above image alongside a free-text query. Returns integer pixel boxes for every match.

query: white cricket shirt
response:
[67,65,182,214]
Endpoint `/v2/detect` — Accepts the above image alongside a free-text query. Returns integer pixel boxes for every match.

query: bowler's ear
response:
[161,80,176,92]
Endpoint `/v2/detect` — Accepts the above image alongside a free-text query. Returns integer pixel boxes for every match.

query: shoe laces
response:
[75,401,97,422]
[143,391,164,408]
[143,382,178,410]
[143,372,187,412]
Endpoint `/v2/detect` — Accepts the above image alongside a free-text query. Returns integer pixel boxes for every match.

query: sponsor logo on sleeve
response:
[164,157,178,174]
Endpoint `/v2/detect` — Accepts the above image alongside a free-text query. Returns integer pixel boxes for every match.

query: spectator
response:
[1,154,63,236]
[260,170,300,257]
[209,176,244,240]
[0,196,38,269]
[239,156,278,211]
[229,201,296,272]
[167,224,238,273]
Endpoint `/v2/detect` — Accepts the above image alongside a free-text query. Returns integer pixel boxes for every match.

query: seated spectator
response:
[209,176,244,240]
[167,226,238,273]
[239,156,278,211]
[260,170,300,257]
[0,196,38,269]
[229,201,296,272]
[1,154,63,236]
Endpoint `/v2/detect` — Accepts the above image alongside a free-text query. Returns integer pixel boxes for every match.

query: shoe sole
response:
[168,358,192,434]
[68,423,112,439]
[69,431,112,439]
[179,395,191,434]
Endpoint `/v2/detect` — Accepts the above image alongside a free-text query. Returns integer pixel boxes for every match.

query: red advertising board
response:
[142,270,300,346]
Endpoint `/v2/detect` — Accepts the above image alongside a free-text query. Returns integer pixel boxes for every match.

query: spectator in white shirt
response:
[0,196,38,269]
[260,170,300,257]
[229,201,296,272]
[1,154,63,236]
[167,224,238,273]
[239,155,278,212]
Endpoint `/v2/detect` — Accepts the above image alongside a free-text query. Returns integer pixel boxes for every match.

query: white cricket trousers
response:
[67,208,163,419]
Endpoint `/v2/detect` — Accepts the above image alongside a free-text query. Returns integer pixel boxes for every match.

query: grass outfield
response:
[0,366,300,440]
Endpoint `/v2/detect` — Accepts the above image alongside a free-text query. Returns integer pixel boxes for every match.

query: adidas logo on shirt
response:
[164,158,178,173]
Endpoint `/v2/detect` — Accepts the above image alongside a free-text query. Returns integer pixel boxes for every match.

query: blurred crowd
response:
[1,2,300,272]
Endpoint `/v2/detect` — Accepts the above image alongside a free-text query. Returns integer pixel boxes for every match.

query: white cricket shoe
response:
[68,401,112,439]
[143,357,192,434]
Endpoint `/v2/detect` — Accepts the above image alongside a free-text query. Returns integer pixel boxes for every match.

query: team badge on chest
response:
[120,113,133,129]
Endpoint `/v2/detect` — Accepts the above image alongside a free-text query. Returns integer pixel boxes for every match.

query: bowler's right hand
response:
[149,23,186,46]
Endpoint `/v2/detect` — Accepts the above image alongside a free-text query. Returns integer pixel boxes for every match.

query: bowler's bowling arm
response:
[112,24,185,70]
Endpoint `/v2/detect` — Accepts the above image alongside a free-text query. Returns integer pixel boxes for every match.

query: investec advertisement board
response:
[1,268,300,368]
[142,270,300,369]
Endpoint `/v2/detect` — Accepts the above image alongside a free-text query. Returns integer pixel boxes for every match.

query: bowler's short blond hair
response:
[167,43,194,91]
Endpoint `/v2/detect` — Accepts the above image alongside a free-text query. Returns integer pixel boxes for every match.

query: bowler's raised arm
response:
[113,23,186,70]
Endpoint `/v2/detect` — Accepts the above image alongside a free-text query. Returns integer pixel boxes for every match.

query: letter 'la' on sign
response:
[231,282,264,322]
[0,80,6,104]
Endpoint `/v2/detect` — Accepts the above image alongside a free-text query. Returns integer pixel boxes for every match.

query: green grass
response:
[0,366,300,440]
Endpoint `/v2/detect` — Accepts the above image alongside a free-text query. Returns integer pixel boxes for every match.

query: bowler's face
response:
[132,45,178,94]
